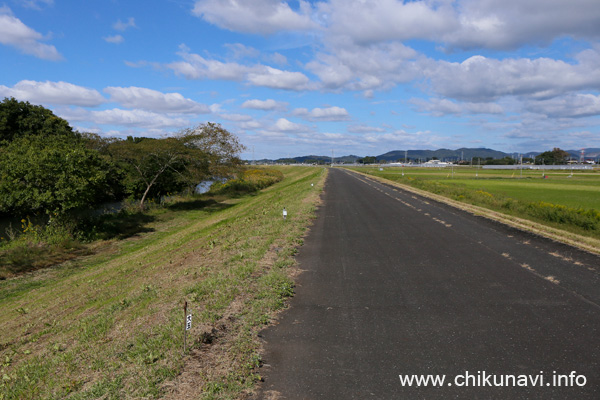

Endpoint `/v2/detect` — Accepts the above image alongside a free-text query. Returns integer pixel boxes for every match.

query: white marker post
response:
[283,207,287,220]
[184,301,192,354]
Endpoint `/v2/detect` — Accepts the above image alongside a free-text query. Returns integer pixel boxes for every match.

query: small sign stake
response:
[283,207,287,220]
[183,301,189,354]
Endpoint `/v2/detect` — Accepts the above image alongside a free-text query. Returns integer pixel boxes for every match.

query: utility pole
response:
[520,154,523,178]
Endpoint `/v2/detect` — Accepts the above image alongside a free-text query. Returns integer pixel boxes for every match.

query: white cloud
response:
[104,34,124,44]
[444,0,600,50]
[294,106,350,121]
[238,120,264,130]
[316,0,600,50]
[362,130,438,148]
[318,0,456,45]
[273,118,311,132]
[0,7,62,60]
[306,41,420,91]
[247,66,310,90]
[166,47,312,90]
[167,46,252,81]
[241,99,288,111]
[525,94,600,118]
[268,52,288,66]
[21,0,54,10]
[347,124,386,134]
[191,0,317,35]
[0,80,105,106]
[218,113,253,122]
[103,86,210,114]
[410,98,504,117]
[113,17,136,32]
[59,108,190,129]
[424,49,600,102]
[224,43,260,60]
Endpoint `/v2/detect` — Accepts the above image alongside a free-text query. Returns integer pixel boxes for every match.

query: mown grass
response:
[349,166,600,239]
[0,166,326,399]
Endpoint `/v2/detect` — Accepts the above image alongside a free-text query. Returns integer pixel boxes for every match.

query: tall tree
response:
[0,97,75,144]
[109,123,244,209]
[535,148,570,165]
[0,134,117,216]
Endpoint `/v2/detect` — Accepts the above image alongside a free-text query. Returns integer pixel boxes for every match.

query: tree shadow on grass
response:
[81,211,156,241]
[166,198,233,213]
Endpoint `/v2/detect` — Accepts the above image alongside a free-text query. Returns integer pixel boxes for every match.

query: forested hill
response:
[376,148,508,161]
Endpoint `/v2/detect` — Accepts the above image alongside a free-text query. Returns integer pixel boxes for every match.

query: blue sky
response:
[1,0,599,159]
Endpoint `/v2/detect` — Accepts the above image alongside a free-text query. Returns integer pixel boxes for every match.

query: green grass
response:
[453,178,599,209]
[0,166,326,399]
[348,166,600,238]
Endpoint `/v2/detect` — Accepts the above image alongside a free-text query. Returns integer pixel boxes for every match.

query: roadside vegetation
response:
[0,97,243,279]
[0,166,326,399]
[349,166,600,240]
[0,97,328,398]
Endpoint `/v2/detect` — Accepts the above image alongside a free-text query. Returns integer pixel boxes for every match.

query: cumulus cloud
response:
[113,17,136,31]
[165,47,311,90]
[241,99,288,111]
[104,34,124,44]
[0,7,62,60]
[224,43,260,60]
[218,113,253,122]
[191,0,317,35]
[317,0,457,45]
[22,0,54,10]
[410,98,504,116]
[0,80,105,106]
[167,51,251,81]
[272,118,311,132]
[362,130,438,148]
[315,0,600,50]
[423,49,600,102]
[247,66,310,90]
[347,124,386,134]
[104,86,210,114]
[268,52,288,66]
[444,0,600,50]
[525,94,600,118]
[306,41,420,91]
[293,106,350,121]
[59,107,190,129]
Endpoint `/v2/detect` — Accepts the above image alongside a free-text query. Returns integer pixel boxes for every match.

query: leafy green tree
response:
[109,123,244,209]
[0,134,117,216]
[484,156,516,165]
[0,97,75,144]
[535,148,570,165]
[358,156,377,164]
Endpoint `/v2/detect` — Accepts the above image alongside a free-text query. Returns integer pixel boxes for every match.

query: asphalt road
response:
[258,168,600,399]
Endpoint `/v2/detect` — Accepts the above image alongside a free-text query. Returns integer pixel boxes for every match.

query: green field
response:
[0,166,326,399]
[365,167,600,209]
[348,166,600,239]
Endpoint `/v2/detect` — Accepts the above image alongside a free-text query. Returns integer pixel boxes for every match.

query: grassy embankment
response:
[348,166,600,247]
[0,166,326,399]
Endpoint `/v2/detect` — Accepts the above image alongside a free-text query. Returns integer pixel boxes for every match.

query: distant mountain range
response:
[253,147,600,164]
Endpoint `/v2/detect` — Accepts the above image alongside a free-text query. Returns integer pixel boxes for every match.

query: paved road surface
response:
[258,168,599,399]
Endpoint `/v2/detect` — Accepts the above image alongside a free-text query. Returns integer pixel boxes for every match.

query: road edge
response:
[344,168,600,256]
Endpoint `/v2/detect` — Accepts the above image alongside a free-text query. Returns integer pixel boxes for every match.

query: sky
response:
[1,0,599,160]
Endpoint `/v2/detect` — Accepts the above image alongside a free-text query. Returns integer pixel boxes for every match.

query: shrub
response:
[210,168,284,195]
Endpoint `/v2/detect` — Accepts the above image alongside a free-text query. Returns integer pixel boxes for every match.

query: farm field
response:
[361,167,600,209]
[348,166,600,240]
